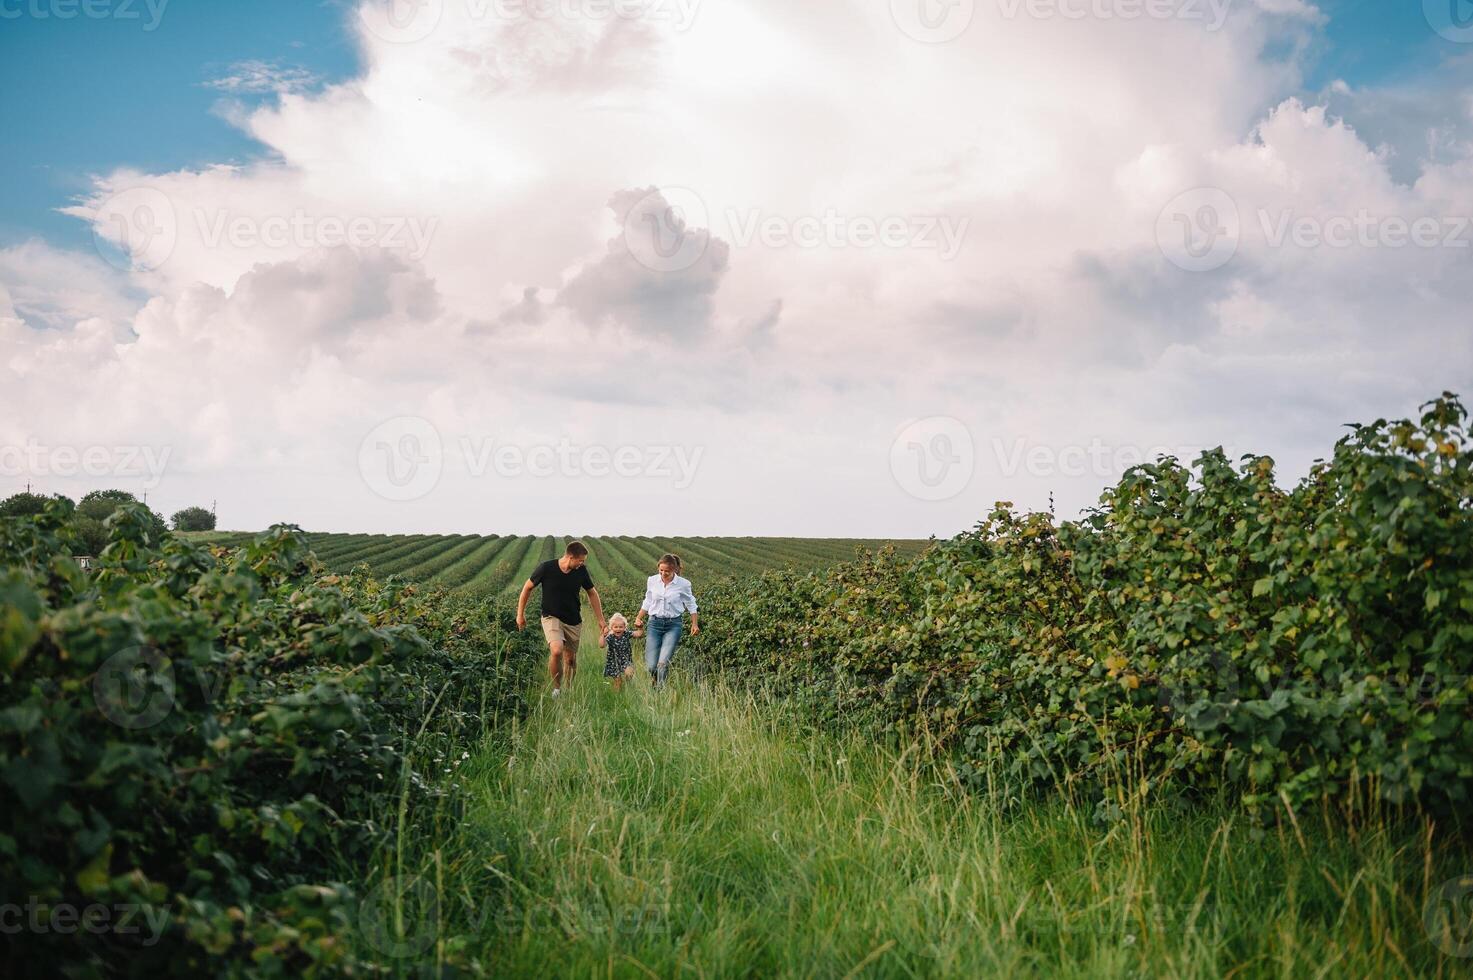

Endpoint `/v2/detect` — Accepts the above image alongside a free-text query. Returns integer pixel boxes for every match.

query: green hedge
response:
[689,394,1473,817]
[0,501,534,975]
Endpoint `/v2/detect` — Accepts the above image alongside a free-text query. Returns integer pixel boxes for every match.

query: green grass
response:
[351,669,1458,977]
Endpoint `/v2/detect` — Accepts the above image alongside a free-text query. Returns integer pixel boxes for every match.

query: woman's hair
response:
[658,553,682,572]
[609,613,628,628]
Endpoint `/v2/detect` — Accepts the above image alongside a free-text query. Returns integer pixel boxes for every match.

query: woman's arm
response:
[635,577,653,626]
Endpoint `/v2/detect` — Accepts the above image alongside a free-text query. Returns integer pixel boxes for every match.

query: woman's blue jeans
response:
[645,616,682,685]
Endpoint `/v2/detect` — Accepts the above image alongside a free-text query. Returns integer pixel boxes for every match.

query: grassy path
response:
[400,670,1440,978]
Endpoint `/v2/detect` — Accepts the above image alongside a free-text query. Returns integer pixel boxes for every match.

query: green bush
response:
[0,502,533,974]
[690,394,1473,817]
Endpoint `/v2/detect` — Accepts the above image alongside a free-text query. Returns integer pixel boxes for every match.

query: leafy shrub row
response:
[689,394,1473,816]
[0,489,169,557]
[0,502,535,975]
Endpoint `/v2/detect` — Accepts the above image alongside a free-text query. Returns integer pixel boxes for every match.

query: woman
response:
[633,554,700,687]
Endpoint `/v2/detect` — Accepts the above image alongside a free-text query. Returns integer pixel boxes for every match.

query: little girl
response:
[599,614,642,691]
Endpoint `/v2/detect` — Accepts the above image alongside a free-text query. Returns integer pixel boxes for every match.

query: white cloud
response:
[1250,0,1324,23]
[0,240,140,332]
[205,60,320,95]
[556,187,732,336]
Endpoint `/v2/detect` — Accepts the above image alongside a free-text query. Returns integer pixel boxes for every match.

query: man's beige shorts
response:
[540,616,581,655]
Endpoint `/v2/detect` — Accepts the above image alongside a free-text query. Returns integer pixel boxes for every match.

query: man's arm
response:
[515,579,535,630]
[587,586,608,634]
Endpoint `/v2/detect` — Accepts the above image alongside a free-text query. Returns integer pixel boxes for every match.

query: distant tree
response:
[77,489,140,520]
[0,491,71,519]
[76,489,168,547]
[172,506,216,532]
[69,516,109,557]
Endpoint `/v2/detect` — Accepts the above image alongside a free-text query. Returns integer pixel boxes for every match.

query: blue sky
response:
[0,0,358,251]
[1309,0,1456,83]
[0,0,1461,256]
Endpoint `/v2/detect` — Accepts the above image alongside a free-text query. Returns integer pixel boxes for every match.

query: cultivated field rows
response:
[183,531,931,594]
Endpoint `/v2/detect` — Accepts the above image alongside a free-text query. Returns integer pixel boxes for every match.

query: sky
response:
[1,0,1470,537]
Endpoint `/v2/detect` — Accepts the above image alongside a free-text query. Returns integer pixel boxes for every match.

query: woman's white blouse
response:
[641,574,699,617]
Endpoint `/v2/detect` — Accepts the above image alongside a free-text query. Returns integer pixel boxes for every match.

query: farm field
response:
[182,531,932,594]
[9,0,1473,972]
[7,398,1472,975]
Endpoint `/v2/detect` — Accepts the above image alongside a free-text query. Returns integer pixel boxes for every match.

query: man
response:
[516,541,607,698]
[633,553,699,687]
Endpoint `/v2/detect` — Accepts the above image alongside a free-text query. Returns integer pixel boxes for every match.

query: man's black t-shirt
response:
[530,558,595,625]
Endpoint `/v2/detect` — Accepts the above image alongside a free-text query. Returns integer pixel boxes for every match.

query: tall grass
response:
[347,670,1469,977]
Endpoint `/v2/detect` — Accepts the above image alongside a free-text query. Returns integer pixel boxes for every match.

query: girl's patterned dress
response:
[603,630,634,678]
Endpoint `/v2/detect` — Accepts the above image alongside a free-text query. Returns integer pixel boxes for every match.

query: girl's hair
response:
[658,553,682,572]
[609,613,628,628]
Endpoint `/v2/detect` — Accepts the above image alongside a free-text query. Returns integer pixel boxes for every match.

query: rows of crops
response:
[186,532,931,594]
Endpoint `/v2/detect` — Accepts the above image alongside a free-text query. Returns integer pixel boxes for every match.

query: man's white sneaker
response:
[551,688,560,698]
